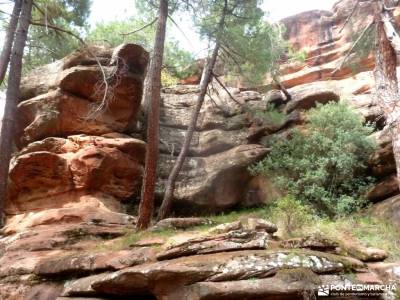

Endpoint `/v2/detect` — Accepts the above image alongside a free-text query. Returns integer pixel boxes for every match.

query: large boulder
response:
[6,135,145,215]
[17,44,148,147]
[158,144,269,213]
[369,194,400,226]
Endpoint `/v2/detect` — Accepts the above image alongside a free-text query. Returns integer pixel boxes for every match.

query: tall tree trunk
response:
[157,0,228,220]
[136,0,168,230]
[374,0,400,189]
[0,0,33,227]
[0,0,22,85]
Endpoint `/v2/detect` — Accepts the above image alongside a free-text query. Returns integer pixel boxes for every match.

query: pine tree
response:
[0,0,22,85]
[158,0,284,219]
[0,0,33,226]
[137,0,169,230]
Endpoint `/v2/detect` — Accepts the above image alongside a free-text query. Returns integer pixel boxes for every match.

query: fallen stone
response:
[208,221,242,234]
[340,239,388,262]
[244,218,278,234]
[281,235,339,252]
[367,174,399,203]
[369,194,400,226]
[151,218,212,231]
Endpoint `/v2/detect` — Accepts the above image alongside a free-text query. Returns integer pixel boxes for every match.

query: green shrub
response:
[161,69,179,87]
[271,195,314,236]
[246,103,285,127]
[251,101,376,217]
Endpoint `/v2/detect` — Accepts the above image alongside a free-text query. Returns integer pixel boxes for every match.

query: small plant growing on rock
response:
[246,103,285,128]
[251,101,376,217]
[272,195,314,236]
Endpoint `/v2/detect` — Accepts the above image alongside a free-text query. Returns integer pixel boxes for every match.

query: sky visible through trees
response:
[0,0,337,118]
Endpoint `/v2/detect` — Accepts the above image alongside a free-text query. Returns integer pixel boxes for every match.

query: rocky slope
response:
[1,0,400,299]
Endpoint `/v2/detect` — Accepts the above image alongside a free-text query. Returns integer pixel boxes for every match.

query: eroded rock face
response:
[6,135,145,216]
[67,249,364,297]
[158,144,269,213]
[2,1,400,299]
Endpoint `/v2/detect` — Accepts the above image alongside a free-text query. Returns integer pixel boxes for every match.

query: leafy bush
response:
[161,70,179,87]
[270,195,314,236]
[246,103,285,127]
[251,102,376,217]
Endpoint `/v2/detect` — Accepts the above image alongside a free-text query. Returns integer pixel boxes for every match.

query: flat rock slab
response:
[340,239,388,262]
[35,247,156,277]
[65,249,364,297]
[151,217,212,231]
[157,231,269,260]
[208,218,277,234]
[280,235,338,252]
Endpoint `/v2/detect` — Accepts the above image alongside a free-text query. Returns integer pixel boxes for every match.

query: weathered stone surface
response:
[281,235,339,252]
[244,218,278,233]
[369,129,395,178]
[20,45,112,101]
[1,222,130,250]
[367,174,399,203]
[284,84,340,113]
[209,221,242,234]
[0,250,64,277]
[18,46,148,147]
[62,273,112,297]
[17,89,136,147]
[8,150,73,209]
[4,197,134,233]
[156,231,269,260]
[368,262,400,284]
[162,269,321,300]
[34,248,156,277]
[70,146,143,199]
[158,145,269,213]
[8,44,148,240]
[160,127,248,156]
[340,239,388,262]
[20,44,147,101]
[151,218,212,231]
[86,249,364,296]
[6,135,145,215]
[369,194,400,226]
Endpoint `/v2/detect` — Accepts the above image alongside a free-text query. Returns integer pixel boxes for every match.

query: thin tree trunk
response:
[374,0,400,189]
[136,0,168,230]
[0,0,22,84]
[0,0,33,226]
[157,0,228,220]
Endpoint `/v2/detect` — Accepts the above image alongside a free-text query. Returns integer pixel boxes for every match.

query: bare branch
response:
[120,18,157,36]
[212,72,243,106]
[332,20,374,75]
[167,14,195,49]
[382,11,400,55]
[338,0,360,34]
[30,21,110,117]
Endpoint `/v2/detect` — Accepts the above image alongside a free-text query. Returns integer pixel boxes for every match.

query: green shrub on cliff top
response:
[251,101,376,217]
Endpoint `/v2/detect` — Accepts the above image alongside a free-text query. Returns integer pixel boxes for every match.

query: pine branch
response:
[120,18,157,36]
[167,14,195,49]
[212,72,243,106]
[331,20,374,75]
[30,21,110,116]
[338,0,360,34]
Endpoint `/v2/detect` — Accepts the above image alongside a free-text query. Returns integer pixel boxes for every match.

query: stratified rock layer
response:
[1,0,400,299]
[5,44,149,233]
